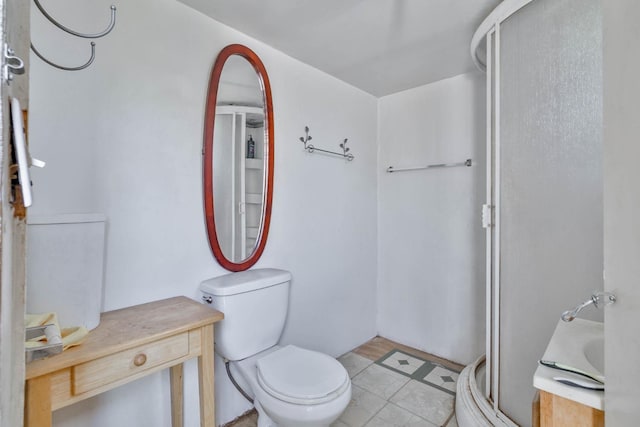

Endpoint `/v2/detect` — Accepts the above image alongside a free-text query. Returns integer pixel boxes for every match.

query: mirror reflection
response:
[212,55,266,263]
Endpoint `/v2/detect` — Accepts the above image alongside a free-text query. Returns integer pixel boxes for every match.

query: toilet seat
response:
[256,345,350,405]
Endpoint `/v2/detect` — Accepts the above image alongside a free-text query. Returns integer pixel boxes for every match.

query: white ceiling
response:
[179,0,500,97]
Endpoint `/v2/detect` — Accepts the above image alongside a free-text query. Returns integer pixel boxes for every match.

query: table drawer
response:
[73,333,189,395]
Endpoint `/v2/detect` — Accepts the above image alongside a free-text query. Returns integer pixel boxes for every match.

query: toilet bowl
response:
[234,345,351,427]
[200,268,351,427]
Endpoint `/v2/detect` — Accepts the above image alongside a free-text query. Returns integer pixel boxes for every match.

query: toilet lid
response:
[256,345,349,405]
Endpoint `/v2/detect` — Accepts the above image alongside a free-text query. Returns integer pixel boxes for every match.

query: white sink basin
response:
[533,318,604,410]
[584,336,604,375]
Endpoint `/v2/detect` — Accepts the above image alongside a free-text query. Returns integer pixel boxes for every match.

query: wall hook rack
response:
[31,0,117,71]
[299,126,354,161]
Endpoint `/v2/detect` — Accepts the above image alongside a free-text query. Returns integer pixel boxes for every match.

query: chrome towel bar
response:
[386,159,472,173]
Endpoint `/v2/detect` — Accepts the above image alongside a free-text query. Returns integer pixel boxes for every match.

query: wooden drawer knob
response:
[133,353,147,367]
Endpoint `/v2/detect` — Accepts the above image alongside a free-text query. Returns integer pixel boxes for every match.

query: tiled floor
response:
[225,337,462,427]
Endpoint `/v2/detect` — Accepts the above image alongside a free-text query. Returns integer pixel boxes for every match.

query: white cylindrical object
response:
[26,214,106,330]
[43,324,62,345]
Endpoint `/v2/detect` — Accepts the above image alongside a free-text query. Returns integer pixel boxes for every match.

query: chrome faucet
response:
[561,292,616,322]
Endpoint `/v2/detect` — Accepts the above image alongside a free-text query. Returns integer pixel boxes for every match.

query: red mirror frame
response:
[203,44,274,271]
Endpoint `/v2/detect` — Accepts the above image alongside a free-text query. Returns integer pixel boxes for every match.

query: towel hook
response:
[33,0,117,39]
[31,0,116,71]
[30,42,95,72]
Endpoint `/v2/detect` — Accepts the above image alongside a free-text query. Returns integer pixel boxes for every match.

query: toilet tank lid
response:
[27,213,106,225]
[200,268,291,296]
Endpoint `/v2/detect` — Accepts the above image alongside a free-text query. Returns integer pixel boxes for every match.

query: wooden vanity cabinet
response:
[534,390,604,427]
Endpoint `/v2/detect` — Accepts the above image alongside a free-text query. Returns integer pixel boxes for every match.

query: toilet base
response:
[255,401,277,427]
[234,346,351,427]
[251,375,351,427]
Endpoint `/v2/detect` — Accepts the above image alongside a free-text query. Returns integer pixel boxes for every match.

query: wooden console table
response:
[25,296,224,427]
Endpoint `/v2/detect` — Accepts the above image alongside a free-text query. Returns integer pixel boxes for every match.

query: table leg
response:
[170,363,184,427]
[25,375,52,427]
[198,324,215,427]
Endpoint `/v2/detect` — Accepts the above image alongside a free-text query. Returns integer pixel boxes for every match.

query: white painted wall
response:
[29,0,378,425]
[377,73,486,365]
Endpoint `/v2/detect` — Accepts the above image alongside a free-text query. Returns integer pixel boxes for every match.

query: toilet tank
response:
[200,268,291,361]
[26,214,106,331]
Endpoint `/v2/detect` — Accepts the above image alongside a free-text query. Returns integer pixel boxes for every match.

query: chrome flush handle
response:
[561,291,616,322]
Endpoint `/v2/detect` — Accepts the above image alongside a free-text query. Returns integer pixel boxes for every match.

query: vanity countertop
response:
[533,318,604,411]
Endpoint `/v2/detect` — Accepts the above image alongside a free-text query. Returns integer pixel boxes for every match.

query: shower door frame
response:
[485,25,520,427]
[480,1,535,426]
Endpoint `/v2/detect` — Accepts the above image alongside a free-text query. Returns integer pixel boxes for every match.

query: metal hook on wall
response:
[30,42,95,72]
[31,0,117,71]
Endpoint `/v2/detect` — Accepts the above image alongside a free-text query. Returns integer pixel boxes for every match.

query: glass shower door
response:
[485,0,603,424]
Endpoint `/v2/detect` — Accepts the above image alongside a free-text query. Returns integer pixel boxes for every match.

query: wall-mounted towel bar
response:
[299,126,354,161]
[386,159,472,173]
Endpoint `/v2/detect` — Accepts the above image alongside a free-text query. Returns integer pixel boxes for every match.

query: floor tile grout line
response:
[361,398,389,427]
[385,379,448,426]
[441,409,456,427]
[385,376,411,402]
[350,365,370,379]
[342,383,389,427]
[378,397,439,427]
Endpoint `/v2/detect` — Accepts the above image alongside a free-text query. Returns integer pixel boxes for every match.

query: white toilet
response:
[200,268,351,427]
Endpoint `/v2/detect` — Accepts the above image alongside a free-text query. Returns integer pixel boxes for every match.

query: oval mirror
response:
[203,44,274,271]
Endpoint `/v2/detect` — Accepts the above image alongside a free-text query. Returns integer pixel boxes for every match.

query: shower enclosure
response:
[457,0,603,425]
